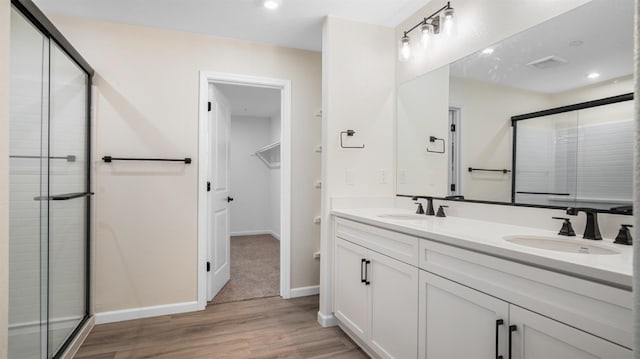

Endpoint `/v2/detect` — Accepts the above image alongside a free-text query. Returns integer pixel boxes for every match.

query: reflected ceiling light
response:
[481,48,494,55]
[399,34,411,62]
[587,72,600,79]
[398,1,456,61]
[263,0,282,10]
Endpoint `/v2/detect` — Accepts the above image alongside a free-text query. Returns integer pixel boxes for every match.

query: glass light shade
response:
[441,7,455,36]
[420,22,433,49]
[399,35,411,62]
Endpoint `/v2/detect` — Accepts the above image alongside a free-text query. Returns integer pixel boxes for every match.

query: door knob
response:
[226,196,234,203]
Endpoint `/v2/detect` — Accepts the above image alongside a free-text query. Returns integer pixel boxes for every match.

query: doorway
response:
[197,72,292,310]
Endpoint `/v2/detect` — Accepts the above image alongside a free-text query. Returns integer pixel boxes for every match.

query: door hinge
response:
[207,181,211,192]
[208,101,212,112]
[206,261,211,272]
[451,124,456,132]
[451,184,456,192]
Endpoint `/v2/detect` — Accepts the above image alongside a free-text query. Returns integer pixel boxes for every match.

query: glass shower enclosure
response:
[8,2,93,358]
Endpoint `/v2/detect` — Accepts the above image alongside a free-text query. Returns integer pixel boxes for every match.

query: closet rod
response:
[10,155,76,162]
[102,156,192,164]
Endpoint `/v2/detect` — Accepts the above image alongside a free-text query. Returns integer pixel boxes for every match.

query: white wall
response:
[320,16,396,318]
[229,115,277,236]
[450,76,552,202]
[47,15,321,314]
[0,0,10,356]
[397,65,449,196]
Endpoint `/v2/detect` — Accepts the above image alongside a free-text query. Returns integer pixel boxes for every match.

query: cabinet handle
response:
[365,260,371,285]
[508,324,517,359]
[496,319,504,359]
[360,258,366,283]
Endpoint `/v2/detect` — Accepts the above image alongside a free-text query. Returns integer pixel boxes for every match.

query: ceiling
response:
[32,0,429,51]
[216,83,281,118]
[449,0,633,94]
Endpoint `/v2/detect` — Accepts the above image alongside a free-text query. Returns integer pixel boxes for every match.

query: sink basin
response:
[377,213,428,221]
[503,235,619,255]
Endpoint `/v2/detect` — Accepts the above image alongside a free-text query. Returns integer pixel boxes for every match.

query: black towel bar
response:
[102,156,191,164]
[468,167,511,173]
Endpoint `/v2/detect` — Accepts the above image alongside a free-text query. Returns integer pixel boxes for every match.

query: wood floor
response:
[74,295,367,358]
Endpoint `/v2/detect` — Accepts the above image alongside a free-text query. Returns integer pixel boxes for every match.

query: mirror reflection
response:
[397,0,634,212]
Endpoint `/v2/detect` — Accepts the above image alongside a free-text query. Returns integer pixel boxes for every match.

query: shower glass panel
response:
[514,112,579,207]
[8,8,49,359]
[47,43,89,356]
[9,3,91,358]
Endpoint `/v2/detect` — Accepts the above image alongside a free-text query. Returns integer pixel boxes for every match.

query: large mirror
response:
[397,0,634,212]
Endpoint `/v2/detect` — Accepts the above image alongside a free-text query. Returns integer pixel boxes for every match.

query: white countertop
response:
[332,208,633,289]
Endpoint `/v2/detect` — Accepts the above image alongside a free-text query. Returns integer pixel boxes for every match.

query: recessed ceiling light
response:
[481,48,494,55]
[587,72,600,79]
[263,0,282,10]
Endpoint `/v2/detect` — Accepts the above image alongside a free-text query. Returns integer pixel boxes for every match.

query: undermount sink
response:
[503,235,620,255]
[377,213,428,220]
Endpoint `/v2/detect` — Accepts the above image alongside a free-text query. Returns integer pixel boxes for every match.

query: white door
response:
[368,250,419,359]
[334,238,369,338]
[207,84,232,301]
[509,305,631,359]
[419,271,509,359]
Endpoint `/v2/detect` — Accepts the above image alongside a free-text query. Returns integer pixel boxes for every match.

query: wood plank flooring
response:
[74,295,367,358]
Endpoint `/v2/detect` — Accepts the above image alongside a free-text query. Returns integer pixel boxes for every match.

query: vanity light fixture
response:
[398,1,456,61]
[587,72,600,79]
[263,0,282,10]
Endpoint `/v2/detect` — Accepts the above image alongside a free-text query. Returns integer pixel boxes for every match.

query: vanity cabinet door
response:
[509,305,631,359]
[419,270,509,359]
[334,238,369,339]
[368,249,419,359]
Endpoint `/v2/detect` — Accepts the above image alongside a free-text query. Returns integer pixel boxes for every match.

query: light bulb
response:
[587,72,600,79]
[263,0,282,10]
[420,22,433,49]
[481,48,494,55]
[399,35,411,62]
[441,7,455,36]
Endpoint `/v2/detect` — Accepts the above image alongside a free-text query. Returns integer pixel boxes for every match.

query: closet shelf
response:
[255,141,281,169]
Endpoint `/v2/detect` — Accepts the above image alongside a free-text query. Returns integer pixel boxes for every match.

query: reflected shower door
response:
[47,43,90,356]
[8,8,49,359]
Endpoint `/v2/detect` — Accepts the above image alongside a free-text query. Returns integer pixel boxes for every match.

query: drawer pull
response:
[508,324,517,359]
[496,319,504,359]
[365,260,371,285]
[361,258,366,283]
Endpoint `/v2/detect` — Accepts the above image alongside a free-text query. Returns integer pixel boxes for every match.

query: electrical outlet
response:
[399,169,408,184]
[379,169,388,184]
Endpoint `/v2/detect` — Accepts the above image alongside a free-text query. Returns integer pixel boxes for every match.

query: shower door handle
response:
[34,191,94,201]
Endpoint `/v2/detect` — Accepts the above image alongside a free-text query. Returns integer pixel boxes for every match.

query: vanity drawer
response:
[335,218,420,266]
[419,239,633,349]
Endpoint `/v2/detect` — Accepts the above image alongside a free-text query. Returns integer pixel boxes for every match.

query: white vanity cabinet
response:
[334,219,419,359]
[419,238,632,359]
[420,271,631,359]
[331,214,632,359]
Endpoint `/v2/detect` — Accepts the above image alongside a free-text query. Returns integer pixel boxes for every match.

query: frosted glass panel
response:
[8,8,48,359]
[9,7,90,359]
[47,43,89,357]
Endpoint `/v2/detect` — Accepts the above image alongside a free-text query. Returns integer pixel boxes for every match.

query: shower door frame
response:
[10,0,94,357]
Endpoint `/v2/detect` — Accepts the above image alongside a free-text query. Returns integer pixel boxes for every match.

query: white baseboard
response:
[317,311,337,327]
[95,301,199,324]
[231,230,281,240]
[289,285,319,298]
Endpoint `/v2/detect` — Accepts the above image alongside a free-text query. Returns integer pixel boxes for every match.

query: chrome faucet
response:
[566,207,602,240]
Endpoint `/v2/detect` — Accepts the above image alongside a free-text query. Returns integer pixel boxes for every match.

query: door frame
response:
[197,71,292,309]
